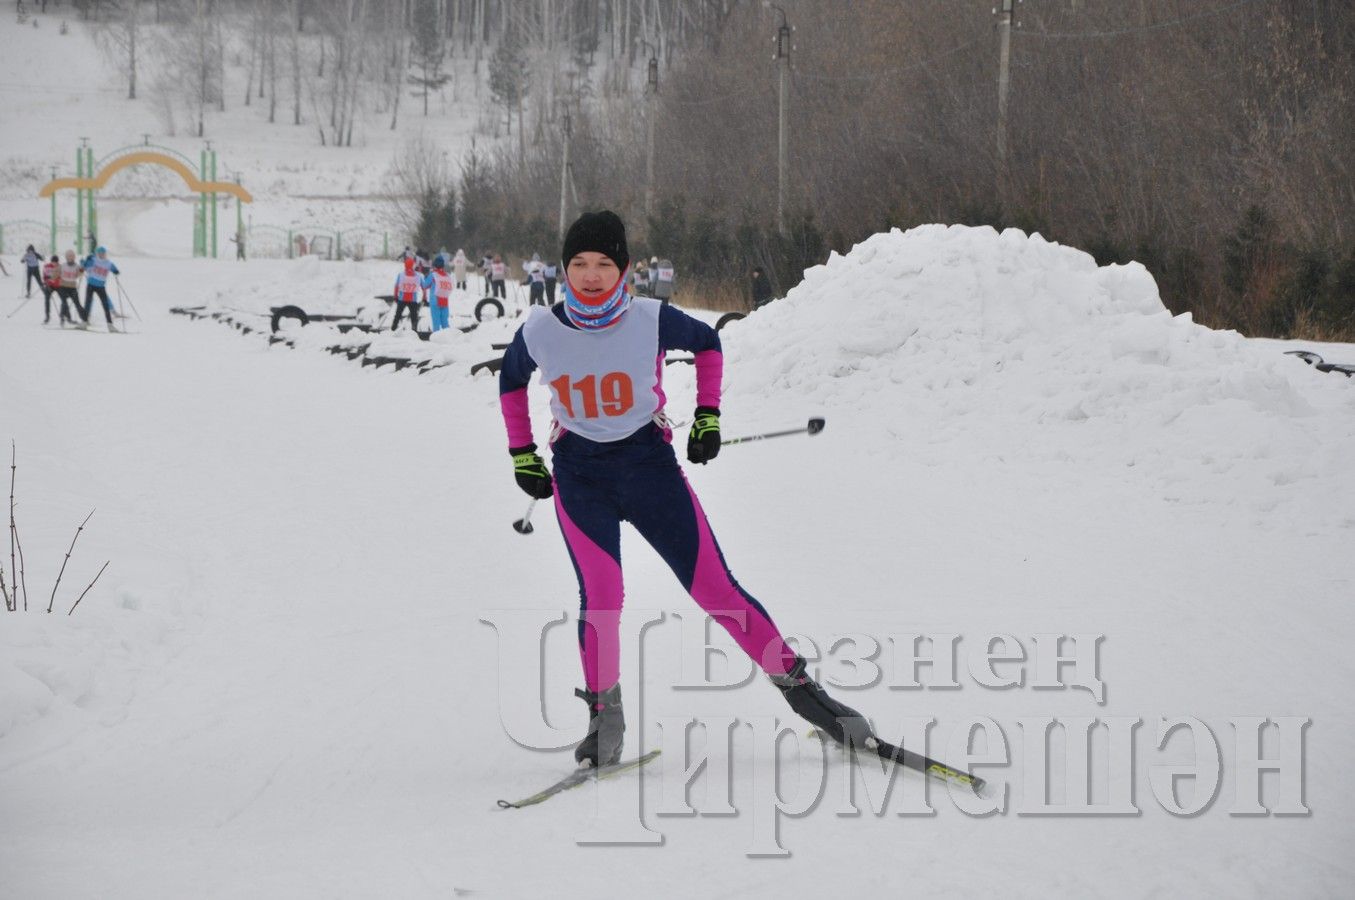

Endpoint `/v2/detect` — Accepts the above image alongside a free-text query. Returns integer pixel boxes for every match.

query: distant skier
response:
[489,254,507,300]
[425,255,454,332]
[452,248,469,290]
[630,258,649,296]
[57,250,87,326]
[41,255,79,325]
[479,251,493,291]
[652,258,675,304]
[751,266,774,309]
[81,246,121,332]
[391,256,423,333]
[543,259,559,304]
[523,253,546,306]
[22,245,43,297]
[497,210,869,768]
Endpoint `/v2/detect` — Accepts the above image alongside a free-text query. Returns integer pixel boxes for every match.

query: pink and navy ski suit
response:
[499,297,796,692]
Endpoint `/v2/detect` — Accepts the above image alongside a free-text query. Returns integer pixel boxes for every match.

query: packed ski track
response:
[2,223,1354,898]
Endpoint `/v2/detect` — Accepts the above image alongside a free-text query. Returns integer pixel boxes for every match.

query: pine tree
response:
[488,25,529,139]
[407,0,450,117]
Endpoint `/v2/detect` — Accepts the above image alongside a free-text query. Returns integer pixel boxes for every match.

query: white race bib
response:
[522,299,664,442]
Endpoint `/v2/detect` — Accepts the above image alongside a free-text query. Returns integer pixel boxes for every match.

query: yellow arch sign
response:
[38,151,253,202]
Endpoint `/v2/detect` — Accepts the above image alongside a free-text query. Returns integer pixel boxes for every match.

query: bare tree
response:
[92,0,143,100]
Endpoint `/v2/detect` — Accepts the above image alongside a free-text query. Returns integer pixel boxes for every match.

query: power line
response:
[1013,0,1271,40]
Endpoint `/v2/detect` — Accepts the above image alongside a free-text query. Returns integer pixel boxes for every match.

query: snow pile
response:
[195,257,395,319]
[723,224,1355,521]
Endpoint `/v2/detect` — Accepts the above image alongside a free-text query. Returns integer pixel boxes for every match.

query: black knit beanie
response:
[562,210,629,272]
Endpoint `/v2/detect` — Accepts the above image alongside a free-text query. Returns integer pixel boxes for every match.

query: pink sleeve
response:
[693,349,723,410]
[500,387,534,448]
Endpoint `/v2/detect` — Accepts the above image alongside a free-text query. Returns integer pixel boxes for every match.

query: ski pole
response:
[114,276,142,320]
[512,499,537,535]
[6,296,33,318]
[721,417,826,447]
[509,419,825,533]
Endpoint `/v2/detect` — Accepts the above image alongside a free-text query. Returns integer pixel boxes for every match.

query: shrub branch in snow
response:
[1,446,112,617]
[7,440,27,613]
[67,561,111,618]
[47,510,96,616]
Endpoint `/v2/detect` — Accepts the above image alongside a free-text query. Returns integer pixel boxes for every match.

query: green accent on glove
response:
[511,444,554,498]
[512,450,548,477]
[687,406,722,465]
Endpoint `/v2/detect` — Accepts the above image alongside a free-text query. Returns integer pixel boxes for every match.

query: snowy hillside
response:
[3,217,1354,897]
[0,7,489,256]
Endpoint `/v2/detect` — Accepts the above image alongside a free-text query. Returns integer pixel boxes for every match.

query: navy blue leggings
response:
[551,427,793,691]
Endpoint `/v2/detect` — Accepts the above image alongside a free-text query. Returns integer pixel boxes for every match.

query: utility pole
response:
[49,166,59,255]
[770,4,790,236]
[642,41,659,220]
[996,0,1014,174]
[77,137,89,254]
[558,111,572,240]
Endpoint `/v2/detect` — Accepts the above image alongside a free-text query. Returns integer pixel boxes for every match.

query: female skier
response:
[498,210,867,768]
[81,246,121,331]
[390,256,423,332]
[22,245,43,298]
[452,248,470,290]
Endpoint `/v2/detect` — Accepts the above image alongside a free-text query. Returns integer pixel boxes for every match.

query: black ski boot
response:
[574,684,625,768]
[771,657,874,747]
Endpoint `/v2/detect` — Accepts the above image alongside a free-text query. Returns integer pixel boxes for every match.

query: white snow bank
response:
[721,224,1355,523]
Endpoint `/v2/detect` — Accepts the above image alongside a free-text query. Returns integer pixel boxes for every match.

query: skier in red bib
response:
[498,210,868,768]
[391,256,423,332]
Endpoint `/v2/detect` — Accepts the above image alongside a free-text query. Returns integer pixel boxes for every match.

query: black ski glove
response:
[686,407,722,465]
[510,444,554,499]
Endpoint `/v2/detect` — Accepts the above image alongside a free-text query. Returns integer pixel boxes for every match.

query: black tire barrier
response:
[270,305,310,334]
[475,298,505,322]
[1285,350,1355,377]
[470,356,504,376]
[715,312,746,332]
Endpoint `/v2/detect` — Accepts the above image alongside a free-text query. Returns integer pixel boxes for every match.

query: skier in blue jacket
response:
[81,246,121,332]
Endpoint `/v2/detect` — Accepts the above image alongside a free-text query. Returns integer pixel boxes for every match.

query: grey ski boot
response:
[574,684,625,768]
[771,657,874,747]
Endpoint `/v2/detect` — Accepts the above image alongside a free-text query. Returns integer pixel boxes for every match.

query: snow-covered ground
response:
[2,222,1353,898]
[0,7,492,257]
[4,9,1355,898]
